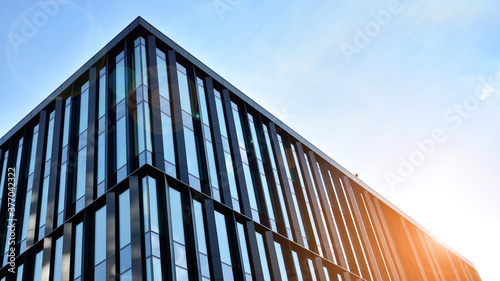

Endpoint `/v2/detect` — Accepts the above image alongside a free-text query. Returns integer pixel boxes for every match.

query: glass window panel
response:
[148,177,159,233]
[175,267,188,281]
[161,113,176,165]
[98,68,106,118]
[275,242,289,280]
[95,206,106,265]
[79,89,89,134]
[174,242,187,268]
[214,212,232,265]
[120,245,132,274]
[74,222,83,279]
[231,104,246,148]
[157,54,170,100]
[134,44,143,87]
[33,250,43,281]
[21,190,32,241]
[75,147,87,200]
[58,163,67,214]
[144,104,153,152]
[95,261,106,281]
[236,223,252,277]
[196,79,209,126]
[324,267,331,281]
[221,264,234,281]
[28,130,38,175]
[169,188,185,244]
[151,233,160,258]
[121,270,132,281]
[292,251,304,281]
[159,96,170,115]
[177,64,192,114]
[0,151,8,204]
[206,142,219,190]
[255,233,271,281]
[184,128,200,178]
[152,258,162,281]
[54,237,63,281]
[38,179,49,227]
[214,91,228,138]
[193,200,207,254]
[116,53,126,103]
[119,190,131,248]
[224,152,239,204]
[97,133,105,184]
[116,117,127,169]
[200,254,210,277]
[14,138,23,181]
[62,100,71,147]
[45,114,55,161]
[16,264,23,281]
[308,259,318,281]
[136,102,145,153]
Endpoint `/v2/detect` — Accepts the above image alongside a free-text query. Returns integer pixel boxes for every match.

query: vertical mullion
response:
[61,222,73,281]
[334,173,371,279]
[295,143,333,261]
[221,90,251,216]
[268,123,304,246]
[262,231,282,281]
[316,160,349,269]
[128,176,144,280]
[257,118,287,236]
[40,227,52,281]
[243,221,264,280]
[371,197,408,280]
[203,199,224,280]
[342,176,383,281]
[362,191,401,280]
[146,35,166,172]
[27,111,47,249]
[106,191,117,280]
[324,169,359,277]
[241,107,272,227]
[85,67,97,206]
[166,50,189,183]
[161,176,174,280]
[203,78,232,207]
[189,66,212,196]
[46,98,63,233]
[355,190,392,281]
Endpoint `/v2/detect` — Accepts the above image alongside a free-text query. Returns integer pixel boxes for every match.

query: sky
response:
[1,0,499,279]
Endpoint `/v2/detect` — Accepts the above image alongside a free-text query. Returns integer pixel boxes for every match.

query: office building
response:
[0,17,481,281]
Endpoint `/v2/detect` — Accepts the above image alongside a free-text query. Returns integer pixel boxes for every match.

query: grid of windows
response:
[0,21,481,281]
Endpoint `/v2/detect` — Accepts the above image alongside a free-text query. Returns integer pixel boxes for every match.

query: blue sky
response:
[1,0,499,279]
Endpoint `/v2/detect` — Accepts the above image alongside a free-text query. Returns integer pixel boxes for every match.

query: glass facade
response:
[0,20,481,281]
